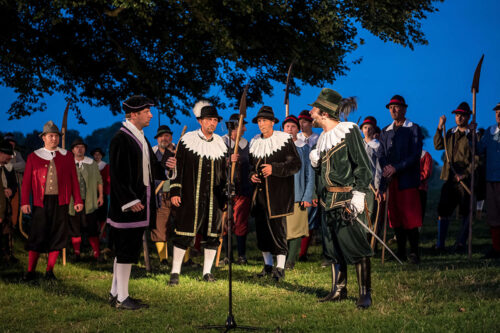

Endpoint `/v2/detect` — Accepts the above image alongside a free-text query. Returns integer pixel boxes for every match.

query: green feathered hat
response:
[309,88,357,120]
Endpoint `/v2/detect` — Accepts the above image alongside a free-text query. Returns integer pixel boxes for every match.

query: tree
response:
[0,0,443,123]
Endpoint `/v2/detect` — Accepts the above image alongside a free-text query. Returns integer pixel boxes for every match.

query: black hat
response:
[360,116,377,129]
[252,106,279,124]
[298,110,313,122]
[386,95,408,109]
[90,147,105,157]
[283,115,300,127]
[192,100,222,121]
[493,102,500,111]
[229,113,248,125]
[452,102,472,115]
[3,133,15,144]
[71,137,87,150]
[155,125,173,138]
[0,140,13,156]
[122,95,154,114]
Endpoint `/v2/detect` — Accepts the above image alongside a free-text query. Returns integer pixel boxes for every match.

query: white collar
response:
[34,147,68,161]
[490,125,500,135]
[249,131,291,159]
[97,160,107,171]
[317,122,356,153]
[123,119,146,140]
[152,145,159,153]
[75,156,94,166]
[366,139,380,149]
[385,119,414,131]
[294,138,306,148]
[451,126,470,134]
[181,130,227,160]
[421,149,427,158]
[223,135,248,150]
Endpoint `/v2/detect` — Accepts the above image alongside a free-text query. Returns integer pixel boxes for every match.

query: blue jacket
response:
[294,140,315,203]
[477,125,500,182]
[376,119,423,192]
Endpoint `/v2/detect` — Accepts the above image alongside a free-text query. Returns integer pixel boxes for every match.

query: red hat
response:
[298,110,313,122]
[360,116,377,129]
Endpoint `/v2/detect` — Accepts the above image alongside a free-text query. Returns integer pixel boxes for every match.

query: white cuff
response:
[167,167,177,180]
[122,199,141,212]
[350,190,366,215]
[309,149,320,168]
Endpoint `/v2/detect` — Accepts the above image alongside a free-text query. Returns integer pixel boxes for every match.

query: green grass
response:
[1,201,499,332]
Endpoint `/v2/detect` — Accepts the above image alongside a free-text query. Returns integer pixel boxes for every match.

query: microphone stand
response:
[199,122,259,332]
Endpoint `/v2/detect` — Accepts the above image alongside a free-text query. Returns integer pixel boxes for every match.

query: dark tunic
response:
[170,130,227,247]
[249,131,301,255]
[312,122,373,265]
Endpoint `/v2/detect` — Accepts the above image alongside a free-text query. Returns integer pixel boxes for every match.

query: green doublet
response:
[313,122,374,264]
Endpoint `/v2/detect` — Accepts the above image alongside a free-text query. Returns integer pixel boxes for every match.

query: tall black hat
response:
[155,125,173,138]
[229,113,248,125]
[283,115,300,127]
[192,100,222,121]
[122,95,154,114]
[252,106,279,124]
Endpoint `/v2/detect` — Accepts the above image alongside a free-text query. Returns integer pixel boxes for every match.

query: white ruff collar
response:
[97,160,107,171]
[294,138,306,148]
[366,139,380,150]
[490,125,499,135]
[385,119,414,131]
[223,135,248,150]
[317,122,356,153]
[250,131,291,159]
[421,149,427,158]
[34,147,68,161]
[75,156,94,167]
[181,129,227,160]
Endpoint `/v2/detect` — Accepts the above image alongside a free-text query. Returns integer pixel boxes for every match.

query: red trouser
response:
[388,178,422,230]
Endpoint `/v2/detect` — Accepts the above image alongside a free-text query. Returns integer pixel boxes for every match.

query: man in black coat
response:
[249,106,301,281]
[168,101,228,285]
[107,95,167,310]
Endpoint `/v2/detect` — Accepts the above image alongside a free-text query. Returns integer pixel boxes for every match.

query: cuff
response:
[309,149,320,168]
[121,199,141,212]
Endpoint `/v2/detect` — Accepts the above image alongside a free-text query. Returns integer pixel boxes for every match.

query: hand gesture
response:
[438,115,446,131]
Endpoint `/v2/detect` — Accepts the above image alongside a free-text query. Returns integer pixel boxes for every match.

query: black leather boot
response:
[355,257,372,309]
[408,228,420,264]
[319,264,347,302]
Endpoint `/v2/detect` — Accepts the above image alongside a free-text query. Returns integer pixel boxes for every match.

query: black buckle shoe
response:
[108,293,118,307]
[115,296,148,310]
[45,270,57,281]
[203,273,216,282]
[272,267,285,282]
[285,261,295,270]
[256,265,273,278]
[169,273,179,286]
[22,271,37,282]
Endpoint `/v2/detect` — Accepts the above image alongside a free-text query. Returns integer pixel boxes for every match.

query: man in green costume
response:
[309,88,374,309]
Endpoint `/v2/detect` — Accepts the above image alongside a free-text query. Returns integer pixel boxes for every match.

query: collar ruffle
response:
[317,122,356,154]
[249,131,291,159]
[294,138,306,148]
[181,130,227,159]
[75,156,94,166]
[97,160,107,171]
[34,147,68,161]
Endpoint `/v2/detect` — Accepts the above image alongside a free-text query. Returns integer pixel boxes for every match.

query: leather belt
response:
[326,186,352,193]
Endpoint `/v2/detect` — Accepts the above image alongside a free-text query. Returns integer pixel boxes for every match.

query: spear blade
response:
[471,54,484,93]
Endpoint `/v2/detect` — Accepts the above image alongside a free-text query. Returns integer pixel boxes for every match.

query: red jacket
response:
[21,148,83,207]
[98,162,111,195]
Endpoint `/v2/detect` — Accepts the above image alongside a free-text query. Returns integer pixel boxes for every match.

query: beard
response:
[312,119,322,128]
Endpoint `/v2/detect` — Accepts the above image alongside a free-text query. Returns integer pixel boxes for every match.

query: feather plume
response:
[192,100,212,118]
[339,97,357,120]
